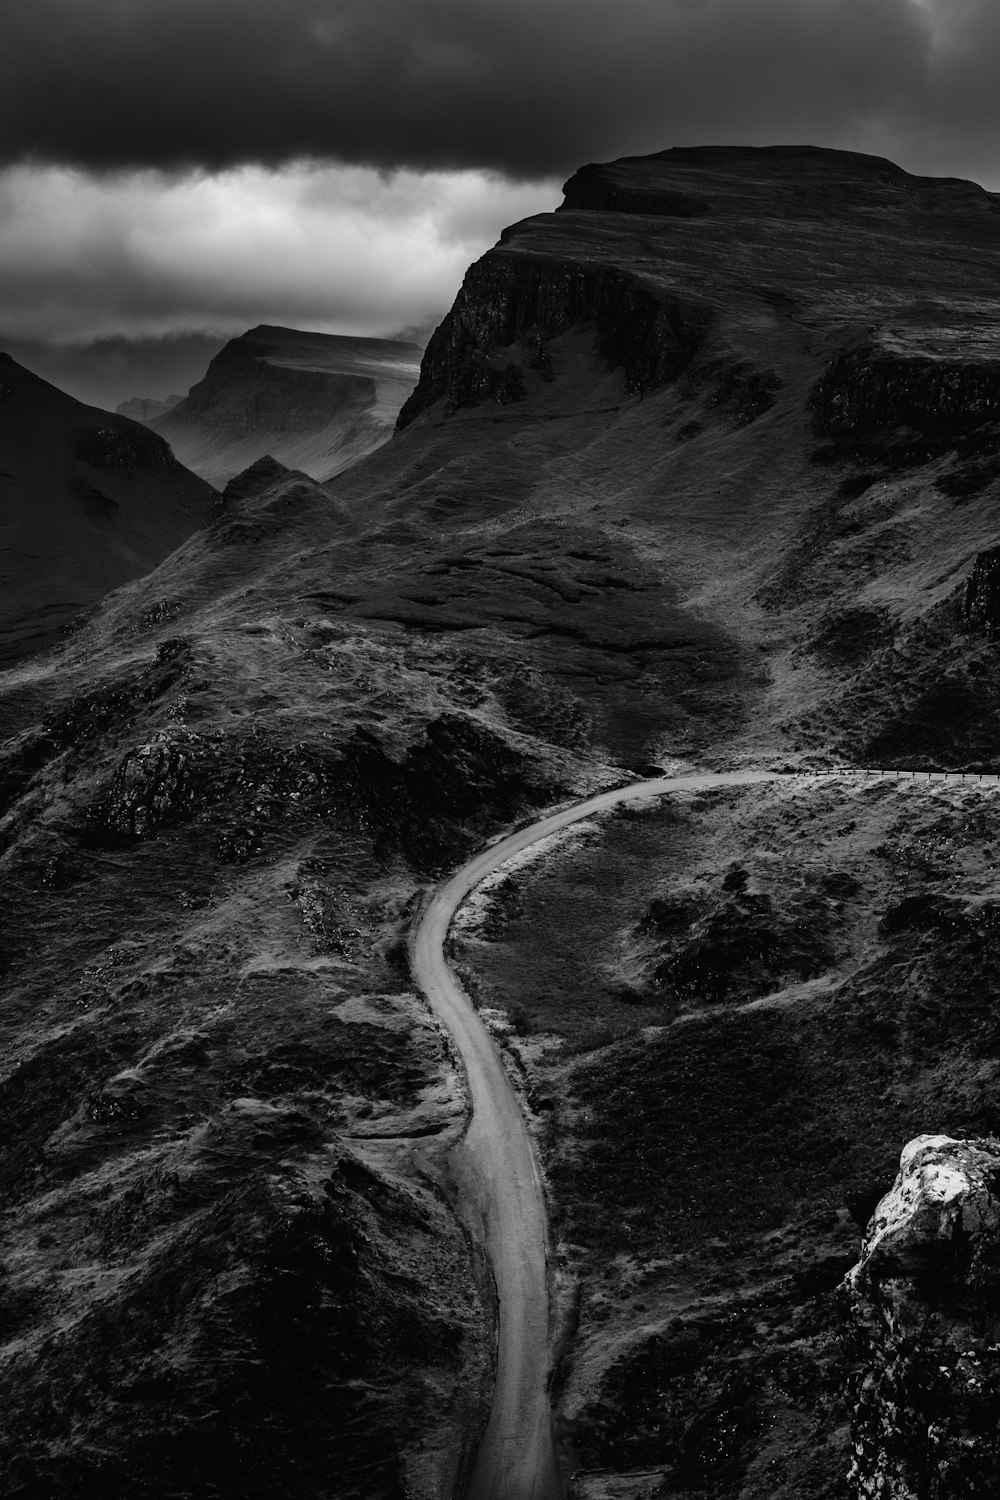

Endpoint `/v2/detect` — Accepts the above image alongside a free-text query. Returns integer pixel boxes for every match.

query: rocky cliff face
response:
[156,325,422,488]
[397,254,708,426]
[962,546,1000,635]
[842,1135,1000,1499]
[812,348,1000,444]
[169,342,375,435]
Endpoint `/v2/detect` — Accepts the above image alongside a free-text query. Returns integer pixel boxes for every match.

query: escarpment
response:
[811,345,1000,448]
[396,253,709,426]
[155,325,422,487]
[175,359,376,435]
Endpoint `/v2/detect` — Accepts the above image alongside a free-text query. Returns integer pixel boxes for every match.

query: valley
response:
[4,144,1000,1498]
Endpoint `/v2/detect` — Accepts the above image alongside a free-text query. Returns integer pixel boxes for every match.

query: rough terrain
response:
[5,145,1000,1497]
[842,1133,1000,1498]
[152,326,422,488]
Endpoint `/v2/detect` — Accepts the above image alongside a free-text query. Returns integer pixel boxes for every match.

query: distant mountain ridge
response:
[152,325,422,488]
[0,353,214,664]
[116,394,184,423]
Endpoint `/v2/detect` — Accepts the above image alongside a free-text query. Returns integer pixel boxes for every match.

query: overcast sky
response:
[4,0,1000,404]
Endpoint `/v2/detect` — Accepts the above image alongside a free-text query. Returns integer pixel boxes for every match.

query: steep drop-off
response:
[6,146,1000,1498]
[154,325,422,488]
[0,355,214,666]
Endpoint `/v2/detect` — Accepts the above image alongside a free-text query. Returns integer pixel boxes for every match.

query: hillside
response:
[152,325,422,488]
[0,355,215,665]
[116,395,184,423]
[4,146,1000,1498]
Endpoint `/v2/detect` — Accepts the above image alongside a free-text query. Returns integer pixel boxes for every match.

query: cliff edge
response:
[156,325,422,488]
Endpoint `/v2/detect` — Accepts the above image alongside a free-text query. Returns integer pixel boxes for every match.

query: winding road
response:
[410,766,1000,1500]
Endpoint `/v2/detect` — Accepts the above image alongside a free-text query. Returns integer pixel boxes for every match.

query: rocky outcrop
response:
[396,252,708,427]
[811,346,1000,443]
[102,734,206,837]
[962,546,1000,635]
[841,1134,1000,1499]
[75,420,187,473]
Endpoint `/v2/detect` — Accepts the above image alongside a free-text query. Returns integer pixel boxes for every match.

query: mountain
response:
[151,325,422,488]
[0,354,215,665]
[116,394,184,422]
[4,146,1000,1498]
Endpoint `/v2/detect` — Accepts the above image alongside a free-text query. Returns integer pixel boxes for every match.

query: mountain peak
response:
[559,141,997,218]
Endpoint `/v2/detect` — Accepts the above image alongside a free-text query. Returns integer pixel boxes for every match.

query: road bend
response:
[410,766,1000,1500]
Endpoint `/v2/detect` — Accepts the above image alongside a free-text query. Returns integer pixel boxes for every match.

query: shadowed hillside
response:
[0,355,214,666]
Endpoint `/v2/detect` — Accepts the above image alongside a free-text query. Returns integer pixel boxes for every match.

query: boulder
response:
[841,1134,1000,1498]
[103,735,203,837]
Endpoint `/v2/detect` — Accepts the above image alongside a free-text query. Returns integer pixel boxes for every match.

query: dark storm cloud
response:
[0,0,981,180]
[0,163,554,391]
[3,333,226,412]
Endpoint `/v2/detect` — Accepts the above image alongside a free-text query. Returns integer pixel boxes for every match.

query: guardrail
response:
[806,767,1000,783]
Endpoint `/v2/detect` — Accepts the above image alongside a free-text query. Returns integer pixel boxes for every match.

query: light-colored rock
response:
[842,1134,1000,1498]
